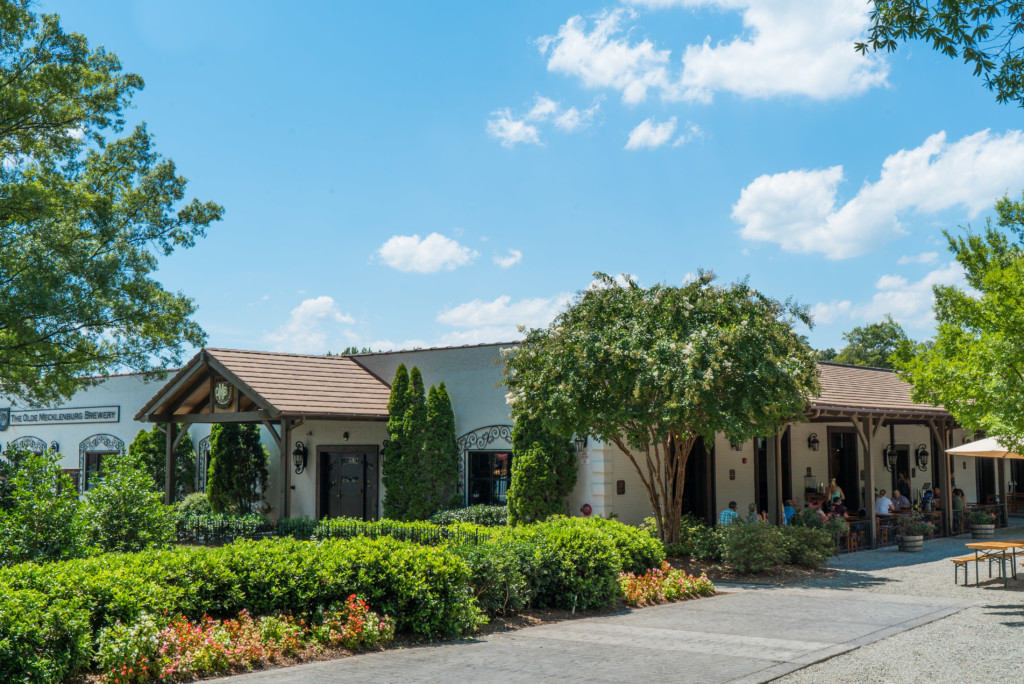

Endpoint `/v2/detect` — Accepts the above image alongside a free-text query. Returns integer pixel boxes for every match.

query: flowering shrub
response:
[157,611,267,678]
[618,562,715,607]
[968,509,997,526]
[309,595,396,649]
[257,614,307,657]
[97,613,163,683]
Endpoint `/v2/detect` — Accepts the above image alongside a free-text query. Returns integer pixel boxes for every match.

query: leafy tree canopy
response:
[895,191,1024,451]
[832,314,911,369]
[0,1,223,405]
[858,1,1024,106]
[503,272,819,542]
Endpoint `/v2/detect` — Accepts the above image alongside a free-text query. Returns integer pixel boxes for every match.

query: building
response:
[1,343,1014,543]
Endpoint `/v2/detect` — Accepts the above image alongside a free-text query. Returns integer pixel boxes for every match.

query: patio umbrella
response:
[946,437,1024,460]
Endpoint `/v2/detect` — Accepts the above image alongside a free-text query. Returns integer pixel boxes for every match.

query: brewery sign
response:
[6,405,120,426]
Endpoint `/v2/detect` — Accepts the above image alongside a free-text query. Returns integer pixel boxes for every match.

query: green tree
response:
[82,450,174,553]
[0,449,83,566]
[816,348,838,362]
[507,416,577,524]
[857,1,1024,106]
[895,191,1024,451]
[206,423,269,515]
[128,424,196,501]
[382,364,411,519]
[503,272,819,543]
[0,1,223,405]
[832,315,911,369]
[412,382,459,519]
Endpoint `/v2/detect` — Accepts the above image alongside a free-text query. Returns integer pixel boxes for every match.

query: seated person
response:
[952,488,966,511]
[719,501,739,526]
[831,495,848,517]
[875,489,894,514]
[892,489,911,510]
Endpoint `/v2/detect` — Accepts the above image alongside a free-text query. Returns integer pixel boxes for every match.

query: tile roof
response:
[205,348,391,418]
[811,362,948,416]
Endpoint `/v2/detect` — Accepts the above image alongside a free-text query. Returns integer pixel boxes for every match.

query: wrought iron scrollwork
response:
[197,436,211,492]
[7,436,46,454]
[456,425,513,500]
[79,434,124,493]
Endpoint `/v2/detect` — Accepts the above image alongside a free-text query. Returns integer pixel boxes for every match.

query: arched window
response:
[456,425,513,506]
[79,434,124,493]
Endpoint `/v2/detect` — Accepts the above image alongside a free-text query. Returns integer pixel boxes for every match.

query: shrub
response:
[721,521,788,573]
[176,492,212,517]
[129,423,196,501]
[430,505,508,526]
[0,449,84,566]
[206,423,269,515]
[781,525,835,568]
[522,517,623,610]
[646,514,724,561]
[450,533,536,615]
[83,450,176,553]
[968,509,997,526]
[257,614,306,657]
[579,515,664,574]
[618,562,716,607]
[412,382,460,520]
[96,612,164,683]
[898,513,935,536]
[308,595,395,649]
[507,416,576,525]
[0,588,92,683]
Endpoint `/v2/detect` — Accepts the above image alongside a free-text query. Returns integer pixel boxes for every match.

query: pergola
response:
[790,363,958,544]
[134,348,391,512]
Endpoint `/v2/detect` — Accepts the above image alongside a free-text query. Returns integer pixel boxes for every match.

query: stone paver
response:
[211,586,977,684]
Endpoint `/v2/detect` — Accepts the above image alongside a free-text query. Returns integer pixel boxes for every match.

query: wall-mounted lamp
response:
[292,441,308,474]
[883,444,897,473]
[343,431,350,442]
[574,435,588,453]
[49,441,60,454]
[807,433,820,451]
[915,444,929,471]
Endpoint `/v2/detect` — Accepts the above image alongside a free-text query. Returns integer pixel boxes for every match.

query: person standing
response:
[825,478,845,503]
[897,473,912,500]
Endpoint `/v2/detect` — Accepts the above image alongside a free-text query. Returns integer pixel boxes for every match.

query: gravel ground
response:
[776,522,1024,683]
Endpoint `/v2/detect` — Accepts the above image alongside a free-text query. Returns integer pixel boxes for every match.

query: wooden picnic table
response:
[965,541,1024,588]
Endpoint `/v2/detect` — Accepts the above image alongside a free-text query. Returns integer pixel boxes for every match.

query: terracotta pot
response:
[972,523,995,539]
[898,534,924,552]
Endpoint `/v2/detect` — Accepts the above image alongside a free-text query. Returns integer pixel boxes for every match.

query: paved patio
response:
[211,585,976,684]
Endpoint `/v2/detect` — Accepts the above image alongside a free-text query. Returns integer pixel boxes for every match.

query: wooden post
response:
[164,422,176,506]
[999,456,1007,528]
[862,416,876,547]
[280,421,290,519]
[942,422,953,536]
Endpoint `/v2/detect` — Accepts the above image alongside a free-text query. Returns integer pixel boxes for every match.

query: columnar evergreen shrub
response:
[382,364,411,519]
[206,423,269,514]
[414,382,459,519]
[129,423,196,501]
[507,416,577,525]
[83,450,175,553]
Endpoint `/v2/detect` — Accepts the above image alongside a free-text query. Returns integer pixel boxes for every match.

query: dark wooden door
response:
[319,447,379,521]
[828,427,860,510]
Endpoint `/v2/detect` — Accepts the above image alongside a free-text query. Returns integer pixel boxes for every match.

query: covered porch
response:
[134,348,391,517]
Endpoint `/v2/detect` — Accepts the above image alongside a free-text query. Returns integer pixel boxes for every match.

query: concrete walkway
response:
[212,585,977,684]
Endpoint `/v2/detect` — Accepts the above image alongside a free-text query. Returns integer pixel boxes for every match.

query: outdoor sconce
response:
[807,433,820,451]
[915,444,929,471]
[883,444,897,473]
[49,441,59,454]
[574,435,588,453]
[343,431,350,442]
[292,441,308,475]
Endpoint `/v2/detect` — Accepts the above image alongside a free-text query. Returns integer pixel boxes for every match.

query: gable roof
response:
[135,348,391,422]
[809,362,950,419]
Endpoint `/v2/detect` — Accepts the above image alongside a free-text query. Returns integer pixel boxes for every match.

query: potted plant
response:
[896,513,934,552]
[968,509,997,538]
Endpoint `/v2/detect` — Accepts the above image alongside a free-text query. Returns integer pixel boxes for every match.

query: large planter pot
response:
[898,534,924,552]
[972,523,996,539]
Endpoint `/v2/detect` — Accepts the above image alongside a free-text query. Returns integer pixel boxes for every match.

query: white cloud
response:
[811,262,965,329]
[264,296,355,354]
[486,108,543,148]
[672,121,705,147]
[494,249,523,268]
[897,251,939,265]
[539,2,887,104]
[437,294,571,329]
[733,129,1024,259]
[488,95,599,147]
[378,233,479,273]
[625,116,677,149]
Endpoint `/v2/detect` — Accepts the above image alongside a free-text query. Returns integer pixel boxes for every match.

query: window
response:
[468,451,512,505]
[84,452,112,490]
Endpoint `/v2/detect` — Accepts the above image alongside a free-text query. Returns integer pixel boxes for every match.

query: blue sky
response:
[43,1,1024,354]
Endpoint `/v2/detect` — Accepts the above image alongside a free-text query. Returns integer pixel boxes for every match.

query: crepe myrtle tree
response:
[502,272,819,543]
